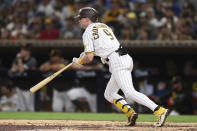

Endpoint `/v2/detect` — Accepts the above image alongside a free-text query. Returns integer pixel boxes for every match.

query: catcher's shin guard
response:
[113,98,138,126]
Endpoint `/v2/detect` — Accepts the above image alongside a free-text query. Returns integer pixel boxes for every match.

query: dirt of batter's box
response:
[0,125,64,131]
[0,120,197,131]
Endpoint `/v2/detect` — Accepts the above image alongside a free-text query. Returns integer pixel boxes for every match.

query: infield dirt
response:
[0,120,196,131]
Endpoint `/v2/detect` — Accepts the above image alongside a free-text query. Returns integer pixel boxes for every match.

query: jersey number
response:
[103,29,114,40]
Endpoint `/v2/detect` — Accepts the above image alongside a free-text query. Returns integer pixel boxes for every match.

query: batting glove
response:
[72,57,83,65]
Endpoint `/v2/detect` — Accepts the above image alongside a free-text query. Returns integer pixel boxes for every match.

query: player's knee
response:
[124,90,136,100]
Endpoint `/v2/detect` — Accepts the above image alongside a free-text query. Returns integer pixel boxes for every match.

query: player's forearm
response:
[81,57,90,64]
[81,53,94,64]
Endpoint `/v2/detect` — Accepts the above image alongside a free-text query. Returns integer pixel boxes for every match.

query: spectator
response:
[0,79,18,112]
[37,0,54,17]
[61,17,81,39]
[159,76,197,115]
[177,21,193,40]
[0,0,197,40]
[136,27,149,40]
[27,22,43,39]
[147,7,166,28]
[157,24,177,40]
[120,25,135,40]
[39,18,60,40]
[53,0,73,26]
[1,28,10,39]
[91,0,107,16]
[126,11,137,27]
[40,49,75,112]
[26,11,45,39]
[9,44,37,111]
[7,15,28,40]
[103,0,124,37]
[137,11,158,40]
[191,13,197,39]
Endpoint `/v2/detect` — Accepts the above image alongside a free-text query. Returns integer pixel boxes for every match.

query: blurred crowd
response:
[0,0,197,40]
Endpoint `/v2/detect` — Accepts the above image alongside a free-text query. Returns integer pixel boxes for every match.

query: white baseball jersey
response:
[82,22,158,112]
[83,23,119,58]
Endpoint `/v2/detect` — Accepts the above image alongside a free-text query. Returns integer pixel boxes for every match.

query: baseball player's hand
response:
[101,58,108,64]
[72,57,83,65]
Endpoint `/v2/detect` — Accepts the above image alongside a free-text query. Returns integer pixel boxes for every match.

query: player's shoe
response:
[153,107,169,127]
[126,108,138,126]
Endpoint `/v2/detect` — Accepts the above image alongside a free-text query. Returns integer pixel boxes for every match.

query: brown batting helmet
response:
[75,7,98,22]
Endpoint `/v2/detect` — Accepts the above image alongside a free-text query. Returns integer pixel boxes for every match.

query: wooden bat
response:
[30,62,73,93]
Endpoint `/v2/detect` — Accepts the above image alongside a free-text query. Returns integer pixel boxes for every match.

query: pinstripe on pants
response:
[104,52,158,111]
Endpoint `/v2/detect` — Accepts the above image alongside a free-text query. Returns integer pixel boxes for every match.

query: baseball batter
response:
[73,7,169,127]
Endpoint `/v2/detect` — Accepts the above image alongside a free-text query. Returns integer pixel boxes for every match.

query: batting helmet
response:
[75,7,98,22]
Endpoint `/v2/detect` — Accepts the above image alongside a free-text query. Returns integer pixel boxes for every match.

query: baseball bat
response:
[30,62,73,93]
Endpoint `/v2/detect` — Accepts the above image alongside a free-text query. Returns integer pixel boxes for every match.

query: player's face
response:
[79,18,89,29]
[20,49,30,58]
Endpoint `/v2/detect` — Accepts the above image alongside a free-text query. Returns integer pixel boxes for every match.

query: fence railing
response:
[1,40,197,48]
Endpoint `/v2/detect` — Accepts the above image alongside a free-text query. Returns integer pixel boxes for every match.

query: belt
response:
[106,46,128,62]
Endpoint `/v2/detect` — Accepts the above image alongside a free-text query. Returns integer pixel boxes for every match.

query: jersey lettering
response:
[92,24,114,40]
[92,26,99,40]
[103,29,114,40]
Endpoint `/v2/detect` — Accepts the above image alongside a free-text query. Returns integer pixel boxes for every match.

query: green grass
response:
[0,112,196,122]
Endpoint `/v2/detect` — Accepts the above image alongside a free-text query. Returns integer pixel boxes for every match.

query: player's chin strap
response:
[113,98,131,113]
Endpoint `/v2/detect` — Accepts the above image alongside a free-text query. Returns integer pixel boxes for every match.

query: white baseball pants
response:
[52,89,75,112]
[16,87,35,111]
[104,52,158,111]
